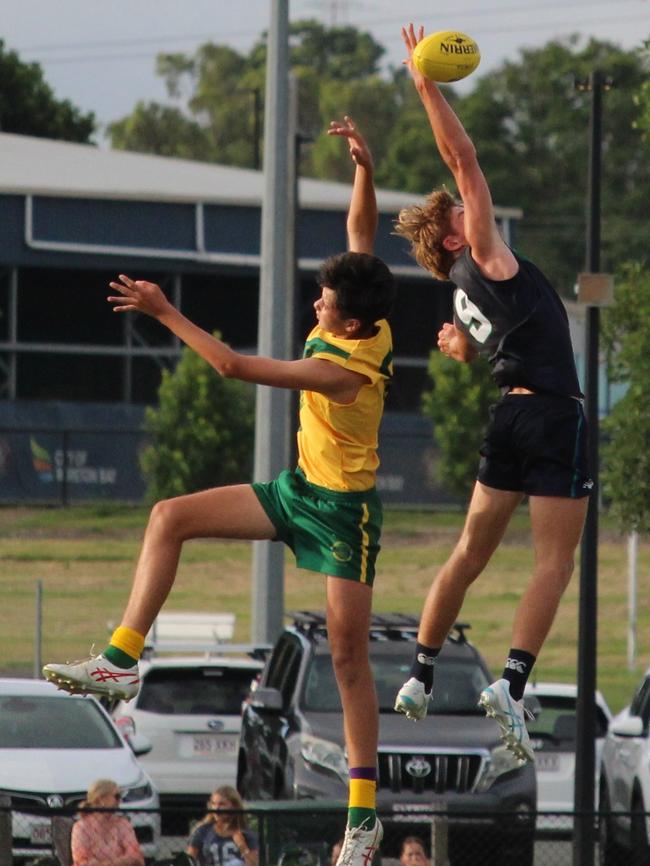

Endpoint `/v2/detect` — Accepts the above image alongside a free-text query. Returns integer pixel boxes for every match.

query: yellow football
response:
[412,30,481,83]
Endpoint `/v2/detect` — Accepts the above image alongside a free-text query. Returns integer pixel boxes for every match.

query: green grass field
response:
[0,504,647,714]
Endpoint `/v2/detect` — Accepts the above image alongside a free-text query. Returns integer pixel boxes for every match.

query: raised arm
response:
[401,24,517,280]
[107,275,369,403]
[328,116,377,254]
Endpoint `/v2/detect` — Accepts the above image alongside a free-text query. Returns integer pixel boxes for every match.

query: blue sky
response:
[2,0,648,136]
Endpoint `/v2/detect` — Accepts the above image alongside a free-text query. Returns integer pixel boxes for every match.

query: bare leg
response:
[511,495,588,654]
[326,577,376,768]
[120,485,276,636]
[418,482,523,647]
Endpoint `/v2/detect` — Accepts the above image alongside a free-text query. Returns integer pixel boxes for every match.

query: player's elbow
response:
[218,357,239,379]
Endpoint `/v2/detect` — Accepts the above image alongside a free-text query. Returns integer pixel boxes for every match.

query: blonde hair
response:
[394,188,459,280]
[203,785,247,831]
[80,779,120,810]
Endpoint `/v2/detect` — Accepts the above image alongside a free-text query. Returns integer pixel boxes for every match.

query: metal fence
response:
[0,802,640,866]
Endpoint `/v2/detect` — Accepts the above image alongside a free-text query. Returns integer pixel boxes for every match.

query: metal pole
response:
[251,0,293,645]
[8,268,18,399]
[61,429,69,507]
[34,579,43,679]
[628,530,638,671]
[573,69,603,866]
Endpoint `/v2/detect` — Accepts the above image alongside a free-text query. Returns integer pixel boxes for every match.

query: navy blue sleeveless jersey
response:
[449,248,581,397]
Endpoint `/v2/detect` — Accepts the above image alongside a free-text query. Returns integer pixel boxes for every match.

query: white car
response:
[112,653,264,833]
[0,677,160,864]
[599,668,650,865]
[524,681,611,834]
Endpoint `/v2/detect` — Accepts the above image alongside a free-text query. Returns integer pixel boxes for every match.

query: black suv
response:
[237,612,536,865]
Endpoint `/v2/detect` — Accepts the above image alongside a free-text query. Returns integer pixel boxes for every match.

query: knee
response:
[148,498,186,541]
[330,634,367,687]
[538,557,575,591]
[450,542,491,583]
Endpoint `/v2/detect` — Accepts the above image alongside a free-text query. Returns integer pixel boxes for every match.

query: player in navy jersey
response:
[391,24,592,763]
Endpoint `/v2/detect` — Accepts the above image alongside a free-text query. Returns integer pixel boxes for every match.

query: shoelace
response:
[63,645,100,666]
[338,823,378,865]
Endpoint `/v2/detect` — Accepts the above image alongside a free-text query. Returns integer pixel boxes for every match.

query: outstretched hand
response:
[107,274,172,318]
[327,116,374,171]
[401,23,427,87]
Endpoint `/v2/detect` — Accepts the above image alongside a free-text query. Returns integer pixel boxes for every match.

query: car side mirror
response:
[128,732,153,756]
[610,715,644,737]
[250,686,284,713]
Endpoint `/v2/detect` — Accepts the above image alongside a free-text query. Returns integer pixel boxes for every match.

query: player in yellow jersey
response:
[44,119,392,864]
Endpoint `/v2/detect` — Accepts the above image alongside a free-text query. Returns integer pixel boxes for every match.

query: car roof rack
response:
[288,610,470,644]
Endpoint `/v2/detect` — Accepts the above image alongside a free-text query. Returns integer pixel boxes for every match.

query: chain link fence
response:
[0,802,642,866]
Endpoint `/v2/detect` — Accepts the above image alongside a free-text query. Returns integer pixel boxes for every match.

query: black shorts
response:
[477,394,592,498]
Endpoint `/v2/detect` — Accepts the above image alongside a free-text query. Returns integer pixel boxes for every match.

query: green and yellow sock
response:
[103,625,145,669]
[347,771,376,830]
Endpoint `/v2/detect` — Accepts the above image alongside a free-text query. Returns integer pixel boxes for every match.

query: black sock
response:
[502,648,536,701]
[410,642,440,694]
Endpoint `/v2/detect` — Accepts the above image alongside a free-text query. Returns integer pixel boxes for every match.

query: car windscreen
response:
[136,666,258,715]
[0,695,122,749]
[525,695,609,745]
[303,654,490,714]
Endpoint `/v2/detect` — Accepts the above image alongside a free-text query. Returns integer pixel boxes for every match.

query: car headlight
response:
[121,781,154,803]
[474,744,523,792]
[300,735,349,783]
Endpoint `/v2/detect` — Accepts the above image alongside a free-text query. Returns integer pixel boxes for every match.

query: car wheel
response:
[631,791,650,866]
[599,782,627,866]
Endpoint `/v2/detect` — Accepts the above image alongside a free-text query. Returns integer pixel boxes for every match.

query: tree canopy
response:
[601,263,650,532]
[0,40,95,142]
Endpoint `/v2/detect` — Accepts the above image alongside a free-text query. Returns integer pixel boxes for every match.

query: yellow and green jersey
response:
[297,319,393,492]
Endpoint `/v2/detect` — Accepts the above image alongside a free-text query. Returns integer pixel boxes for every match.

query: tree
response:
[601,262,650,531]
[634,38,650,138]
[139,338,255,501]
[107,19,392,173]
[0,40,95,141]
[421,351,498,501]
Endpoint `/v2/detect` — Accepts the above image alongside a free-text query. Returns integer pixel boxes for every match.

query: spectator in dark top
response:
[187,786,258,866]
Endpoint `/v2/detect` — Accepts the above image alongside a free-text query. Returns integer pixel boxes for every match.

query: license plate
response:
[182,734,237,757]
[536,753,560,772]
[30,823,52,844]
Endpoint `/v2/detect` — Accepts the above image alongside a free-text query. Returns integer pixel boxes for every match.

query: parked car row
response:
[3,615,650,864]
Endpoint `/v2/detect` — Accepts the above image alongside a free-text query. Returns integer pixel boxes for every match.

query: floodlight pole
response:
[573,69,605,866]
[251,0,294,645]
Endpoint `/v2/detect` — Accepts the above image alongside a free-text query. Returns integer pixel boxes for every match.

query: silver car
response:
[112,654,264,833]
[0,677,160,864]
[599,668,650,865]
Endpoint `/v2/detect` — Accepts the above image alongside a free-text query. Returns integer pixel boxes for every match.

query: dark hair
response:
[400,836,427,855]
[317,251,396,328]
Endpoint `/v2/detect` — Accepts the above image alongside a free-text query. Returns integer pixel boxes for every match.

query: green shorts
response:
[251,468,383,585]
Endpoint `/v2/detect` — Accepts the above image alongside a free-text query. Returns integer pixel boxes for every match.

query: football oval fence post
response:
[430,803,449,866]
[0,795,12,866]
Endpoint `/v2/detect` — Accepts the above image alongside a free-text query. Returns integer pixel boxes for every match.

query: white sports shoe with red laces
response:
[43,653,140,701]
[335,818,382,866]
